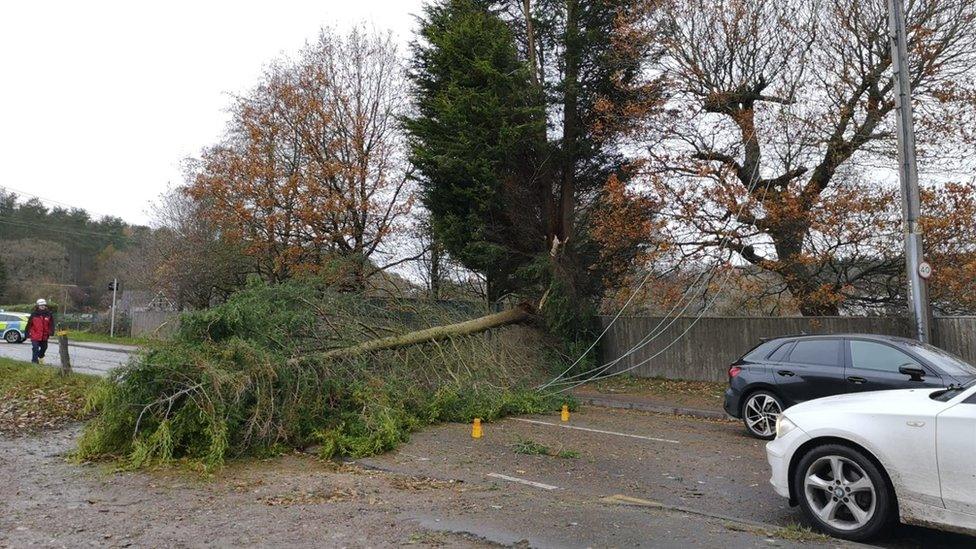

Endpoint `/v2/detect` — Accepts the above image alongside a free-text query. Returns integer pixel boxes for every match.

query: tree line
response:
[0,191,141,308]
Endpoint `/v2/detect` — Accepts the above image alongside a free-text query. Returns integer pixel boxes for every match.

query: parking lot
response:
[3,404,973,547]
[362,406,973,548]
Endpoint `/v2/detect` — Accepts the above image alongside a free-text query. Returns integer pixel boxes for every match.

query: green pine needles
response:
[76,280,566,470]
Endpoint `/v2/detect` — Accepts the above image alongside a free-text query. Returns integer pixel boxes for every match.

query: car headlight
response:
[775,415,797,439]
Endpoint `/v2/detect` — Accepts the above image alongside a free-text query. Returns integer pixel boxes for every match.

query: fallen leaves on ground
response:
[389,476,457,491]
[258,487,359,506]
[587,376,726,409]
[0,386,91,436]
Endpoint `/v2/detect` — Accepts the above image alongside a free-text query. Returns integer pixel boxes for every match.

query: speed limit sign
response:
[918,261,933,280]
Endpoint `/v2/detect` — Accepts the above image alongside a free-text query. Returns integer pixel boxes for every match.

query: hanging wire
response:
[545,165,779,395]
[538,157,768,390]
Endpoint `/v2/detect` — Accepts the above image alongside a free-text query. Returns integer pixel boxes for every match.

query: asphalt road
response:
[361,406,975,548]
[0,340,136,376]
[2,425,843,548]
[3,405,971,547]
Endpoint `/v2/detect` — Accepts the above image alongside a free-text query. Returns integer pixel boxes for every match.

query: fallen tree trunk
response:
[295,304,535,362]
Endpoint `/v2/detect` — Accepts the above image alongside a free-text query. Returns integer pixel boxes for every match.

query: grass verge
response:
[63,331,152,347]
[0,357,100,436]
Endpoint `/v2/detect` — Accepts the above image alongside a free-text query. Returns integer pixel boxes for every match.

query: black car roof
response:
[762,333,920,345]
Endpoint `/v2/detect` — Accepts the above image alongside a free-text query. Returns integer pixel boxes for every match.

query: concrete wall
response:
[598,316,976,382]
[131,311,181,339]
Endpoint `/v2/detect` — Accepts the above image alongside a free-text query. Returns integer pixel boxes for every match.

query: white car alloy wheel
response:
[803,455,876,531]
[743,392,781,438]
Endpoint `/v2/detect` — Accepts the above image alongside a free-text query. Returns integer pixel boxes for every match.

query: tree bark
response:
[296,304,534,362]
[557,0,580,244]
[58,333,71,376]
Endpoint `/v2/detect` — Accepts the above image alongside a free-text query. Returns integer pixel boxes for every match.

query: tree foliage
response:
[406,0,661,331]
[77,279,564,469]
[405,1,544,301]
[638,0,976,315]
[188,27,413,285]
[0,191,139,307]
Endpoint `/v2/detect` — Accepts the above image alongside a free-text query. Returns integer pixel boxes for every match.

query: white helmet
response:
[36,299,47,306]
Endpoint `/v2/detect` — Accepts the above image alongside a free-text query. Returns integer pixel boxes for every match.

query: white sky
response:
[0,0,425,225]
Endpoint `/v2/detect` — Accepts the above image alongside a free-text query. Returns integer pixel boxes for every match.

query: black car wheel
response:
[793,443,894,541]
[4,330,21,344]
[741,390,782,439]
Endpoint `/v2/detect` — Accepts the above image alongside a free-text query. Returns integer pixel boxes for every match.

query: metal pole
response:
[887,0,931,342]
[110,278,118,338]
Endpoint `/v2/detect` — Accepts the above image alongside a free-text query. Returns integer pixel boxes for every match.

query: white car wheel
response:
[804,456,876,531]
[4,330,21,344]
[794,444,893,541]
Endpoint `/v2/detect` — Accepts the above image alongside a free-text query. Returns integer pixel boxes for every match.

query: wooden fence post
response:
[57,331,71,376]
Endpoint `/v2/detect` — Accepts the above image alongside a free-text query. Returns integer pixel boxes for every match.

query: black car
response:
[724,333,976,438]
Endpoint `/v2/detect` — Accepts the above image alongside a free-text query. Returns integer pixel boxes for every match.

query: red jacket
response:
[27,310,54,341]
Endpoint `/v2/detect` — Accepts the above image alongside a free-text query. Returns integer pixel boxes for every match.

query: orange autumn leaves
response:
[590,173,663,294]
[188,28,412,284]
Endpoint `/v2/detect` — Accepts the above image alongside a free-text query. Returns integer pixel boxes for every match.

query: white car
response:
[766,381,976,541]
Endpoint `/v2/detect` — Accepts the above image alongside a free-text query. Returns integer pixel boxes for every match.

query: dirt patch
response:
[389,475,459,491]
[0,427,496,548]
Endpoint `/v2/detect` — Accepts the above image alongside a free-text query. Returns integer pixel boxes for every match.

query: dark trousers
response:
[31,339,48,363]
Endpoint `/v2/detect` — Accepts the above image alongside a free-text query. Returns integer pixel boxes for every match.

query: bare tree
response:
[147,187,250,310]
[641,0,976,314]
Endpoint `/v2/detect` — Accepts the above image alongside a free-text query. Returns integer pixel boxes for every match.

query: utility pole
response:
[887,0,931,343]
[109,278,118,338]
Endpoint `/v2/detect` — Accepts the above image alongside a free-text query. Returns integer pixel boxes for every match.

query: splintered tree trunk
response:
[307,304,534,361]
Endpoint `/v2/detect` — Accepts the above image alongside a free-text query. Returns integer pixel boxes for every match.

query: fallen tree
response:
[77,281,566,470]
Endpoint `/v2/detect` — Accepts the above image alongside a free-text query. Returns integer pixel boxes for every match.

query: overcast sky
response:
[0,0,425,225]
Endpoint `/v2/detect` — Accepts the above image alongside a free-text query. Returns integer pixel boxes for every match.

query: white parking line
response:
[513,418,681,444]
[486,473,559,491]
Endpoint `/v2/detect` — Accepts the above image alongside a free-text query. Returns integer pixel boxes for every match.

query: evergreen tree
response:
[0,257,8,302]
[406,0,659,341]
[405,0,545,303]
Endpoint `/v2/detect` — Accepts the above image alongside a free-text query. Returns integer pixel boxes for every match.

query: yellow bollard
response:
[472,418,483,439]
[561,404,570,422]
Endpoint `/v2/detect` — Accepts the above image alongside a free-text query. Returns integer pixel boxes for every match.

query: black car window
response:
[902,342,976,378]
[741,340,779,362]
[850,340,921,373]
[767,341,795,362]
[0,314,16,322]
[787,339,841,367]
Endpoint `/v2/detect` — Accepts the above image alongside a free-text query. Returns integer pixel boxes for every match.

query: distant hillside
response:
[0,190,147,309]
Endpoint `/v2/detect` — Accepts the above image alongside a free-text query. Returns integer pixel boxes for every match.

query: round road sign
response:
[918,261,933,280]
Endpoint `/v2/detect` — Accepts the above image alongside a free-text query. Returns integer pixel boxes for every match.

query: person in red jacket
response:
[27,299,55,364]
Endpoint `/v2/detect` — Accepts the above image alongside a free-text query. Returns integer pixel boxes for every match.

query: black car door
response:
[843,338,945,392]
[772,338,846,405]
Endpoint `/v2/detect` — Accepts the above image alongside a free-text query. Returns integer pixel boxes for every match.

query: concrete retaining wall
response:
[598,316,976,382]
